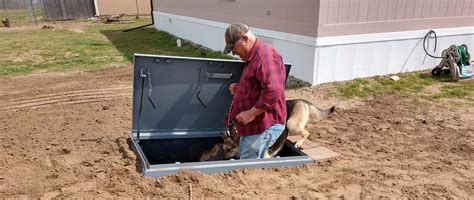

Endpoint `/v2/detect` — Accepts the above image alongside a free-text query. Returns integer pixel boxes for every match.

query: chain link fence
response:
[0,0,44,27]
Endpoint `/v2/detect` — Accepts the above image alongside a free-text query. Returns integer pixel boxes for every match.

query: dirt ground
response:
[0,65,472,199]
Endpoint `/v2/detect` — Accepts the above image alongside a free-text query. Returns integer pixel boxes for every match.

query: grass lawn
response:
[0,17,231,76]
[331,72,474,102]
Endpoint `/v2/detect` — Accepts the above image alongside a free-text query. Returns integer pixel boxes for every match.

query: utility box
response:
[130,54,314,177]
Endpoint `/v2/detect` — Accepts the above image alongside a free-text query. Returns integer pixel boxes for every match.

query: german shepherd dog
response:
[200,99,335,161]
[200,121,288,160]
[286,99,335,148]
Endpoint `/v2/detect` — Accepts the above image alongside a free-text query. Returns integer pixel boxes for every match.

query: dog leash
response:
[225,95,235,136]
[226,100,233,126]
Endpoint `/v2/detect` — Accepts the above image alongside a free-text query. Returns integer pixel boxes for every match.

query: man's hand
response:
[236,107,264,125]
[229,83,238,95]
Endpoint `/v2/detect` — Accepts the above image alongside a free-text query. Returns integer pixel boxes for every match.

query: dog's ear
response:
[220,130,230,138]
[220,131,226,139]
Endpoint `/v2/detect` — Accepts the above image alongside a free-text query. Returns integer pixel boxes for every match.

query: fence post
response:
[39,0,47,21]
[30,0,37,25]
[135,0,140,19]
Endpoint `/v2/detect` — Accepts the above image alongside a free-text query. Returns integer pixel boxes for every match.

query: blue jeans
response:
[239,124,285,159]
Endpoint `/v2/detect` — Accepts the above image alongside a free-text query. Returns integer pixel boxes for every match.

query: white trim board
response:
[316,26,474,47]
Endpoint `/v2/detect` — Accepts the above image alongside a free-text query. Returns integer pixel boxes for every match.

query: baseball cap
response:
[223,23,249,54]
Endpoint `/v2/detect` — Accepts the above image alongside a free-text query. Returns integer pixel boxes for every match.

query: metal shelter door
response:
[132,54,244,139]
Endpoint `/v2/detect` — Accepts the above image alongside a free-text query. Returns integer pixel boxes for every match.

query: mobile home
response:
[152,0,474,85]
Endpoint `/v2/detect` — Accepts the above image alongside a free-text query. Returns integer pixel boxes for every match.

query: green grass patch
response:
[430,81,474,99]
[0,28,123,75]
[331,71,473,100]
[0,17,232,76]
[0,64,34,75]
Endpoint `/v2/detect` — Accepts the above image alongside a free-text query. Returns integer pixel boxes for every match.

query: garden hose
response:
[424,30,470,64]
[423,30,444,59]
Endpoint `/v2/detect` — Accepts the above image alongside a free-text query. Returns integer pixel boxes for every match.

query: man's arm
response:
[235,106,264,125]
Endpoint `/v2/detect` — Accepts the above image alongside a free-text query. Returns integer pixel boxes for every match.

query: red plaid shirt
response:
[228,39,287,136]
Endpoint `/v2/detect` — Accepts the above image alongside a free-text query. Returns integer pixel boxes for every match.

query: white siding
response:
[315,29,474,83]
[155,11,474,85]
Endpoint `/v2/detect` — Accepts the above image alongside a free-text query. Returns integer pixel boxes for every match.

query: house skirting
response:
[153,11,474,85]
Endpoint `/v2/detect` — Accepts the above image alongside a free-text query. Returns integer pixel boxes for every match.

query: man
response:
[223,23,287,159]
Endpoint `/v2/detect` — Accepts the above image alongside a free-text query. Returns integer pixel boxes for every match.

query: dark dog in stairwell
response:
[199,143,224,161]
[200,99,335,161]
[199,123,239,161]
[199,121,287,160]
[222,120,289,160]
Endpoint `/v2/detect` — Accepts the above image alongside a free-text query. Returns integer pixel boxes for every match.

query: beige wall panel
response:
[376,0,389,21]
[367,0,379,21]
[395,0,407,20]
[463,0,471,15]
[412,0,424,19]
[319,0,329,24]
[154,0,319,37]
[268,0,287,22]
[404,0,416,19]
[320,0,474,23]
[318,16,474,37]
[471,0,474,15]
[386,0,398,20]
[98,0,151,16]
[454,0,464,14]
[337,0,350,24]
[461,0,470,15]
[347,0,360,23]
[290,1,318,24]
[446,0,457,16]
[421,0,432,18]
[440,0,449,17]
[358,0,370,22]
[430,0,441,18]
[327,0,340,24]
[317,0,474,36]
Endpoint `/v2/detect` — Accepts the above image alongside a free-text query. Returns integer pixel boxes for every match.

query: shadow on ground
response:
[100,27,230,62]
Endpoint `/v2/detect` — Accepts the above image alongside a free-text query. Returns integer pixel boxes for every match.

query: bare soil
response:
[0,66,472,199]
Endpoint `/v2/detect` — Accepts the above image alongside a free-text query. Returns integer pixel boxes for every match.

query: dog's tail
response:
[309,103,336,120]
[267,128,289,158]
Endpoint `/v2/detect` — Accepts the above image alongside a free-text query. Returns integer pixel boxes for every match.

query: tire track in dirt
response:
[0,85,132,112]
